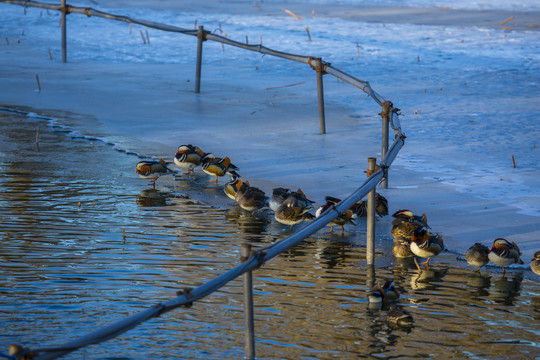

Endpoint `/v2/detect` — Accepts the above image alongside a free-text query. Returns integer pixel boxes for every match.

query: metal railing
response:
[0,1,406,359]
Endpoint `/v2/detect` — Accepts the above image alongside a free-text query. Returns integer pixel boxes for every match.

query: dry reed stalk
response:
[140,30,146,44]
[260,34,263,45]
[146,30,150,44]
[5,37,9,45]
[194,19,197,30]
[123,227,126,240]
[48,48,52,59]
[35,74,41,92]
[78,202,81,209]
[35,127,40,143]
[417,55,420,63]
[500,16,514,26]
[58,17,62,27]
[262,81,305,90]
[356,41,360,58]
[511,155,516,168]
[129,22,132,34]
[254,1,261,10]
[305,27,312,41]
[246,35,248,44]
[282,8,302,20]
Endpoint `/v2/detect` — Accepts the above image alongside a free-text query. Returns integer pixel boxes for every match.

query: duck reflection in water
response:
[313,239,352,270]
[225,206,268,235]
[410,267,448,291]
[489,271,523,306]
[136,188,170,207]
[386,304,414,331]
[465,271,491,297]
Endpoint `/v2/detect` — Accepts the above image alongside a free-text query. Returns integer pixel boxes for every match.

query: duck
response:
[386,305,414,328]
[274,195,314,229]
[315,196,355,233]
[391,209,428,239]
[269,187,291,212]
[136,158,173,189]
[531,251,540,275]
[488,238,523,274]
[235,183,268,214]
[200,153,239,182]
[174,144,205,174]
[392,236,414,258]
[350,192,389,218]
[224,175,247,201]
[368,280,400,304]
[269,188,314,212]
[290,189,315,210]
[465,243,490,272]
[410,226,444,270]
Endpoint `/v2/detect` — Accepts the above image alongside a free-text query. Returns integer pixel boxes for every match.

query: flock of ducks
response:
[389,209,536,276]
[136,144,539,322]
[135,144,388,234]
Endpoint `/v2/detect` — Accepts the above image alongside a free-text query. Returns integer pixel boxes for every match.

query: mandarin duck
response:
[290,188,315,210]
[368,280,400,304]
[488,238,523,274]
[201,153,239,182]
[392,236,414,258]
[224,175,248,201]
[269,188,314,212]
[531,251,540,275]
[410,226,444,270]
[136,158,174,189]
[269,188,291,212]
[274,196,314,229]
[235,183,268,214]
[350,192,389,218]
[465,243,490,272]
[315,196,356,233]
[174,144,205,174]
[391,209,428,240]
[386,305,414,328]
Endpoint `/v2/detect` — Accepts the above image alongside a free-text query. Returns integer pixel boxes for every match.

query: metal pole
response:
[315,58,326,134]
[241,243,255,359]
[366,157,376,265]
[381,106,389,189]
[61,0,67,63]
[195,25,204,93]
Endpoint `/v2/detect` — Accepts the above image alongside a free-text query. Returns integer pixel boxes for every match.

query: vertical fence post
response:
[195,25,205,94]
[61,0,67,63]
[366,157,376,265]
[381,102,390,189]
[241,243,255,359]
[314,58,326,134]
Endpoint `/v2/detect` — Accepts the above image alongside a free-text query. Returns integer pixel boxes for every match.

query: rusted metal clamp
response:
[59,5,71,14]
[308,57,328,74]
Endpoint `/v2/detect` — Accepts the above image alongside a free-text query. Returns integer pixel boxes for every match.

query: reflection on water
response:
[1,110,539,359]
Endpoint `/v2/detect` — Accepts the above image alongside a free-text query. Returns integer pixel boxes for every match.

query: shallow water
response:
[0,109,539,359]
